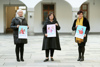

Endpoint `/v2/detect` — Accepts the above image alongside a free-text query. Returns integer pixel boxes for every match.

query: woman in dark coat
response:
[10,9,29,62]
[72,11,90,61]
[42,13,61,62]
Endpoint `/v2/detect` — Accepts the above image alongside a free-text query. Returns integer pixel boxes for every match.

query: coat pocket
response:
[14,35,21,44]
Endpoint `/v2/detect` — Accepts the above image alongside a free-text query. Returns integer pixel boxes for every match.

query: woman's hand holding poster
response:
[18,26,28,39]
[75,25,86,39]
[47,24,56,37]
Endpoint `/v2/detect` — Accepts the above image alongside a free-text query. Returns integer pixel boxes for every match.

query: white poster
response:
[18,26,27,39]
[47,24,56,37]
[75,25,86,39]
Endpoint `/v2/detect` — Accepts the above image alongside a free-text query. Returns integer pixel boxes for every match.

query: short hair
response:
[16,9,24,17]
[77,11,83,15]
[16,9,23,14]
[48,12,56,20]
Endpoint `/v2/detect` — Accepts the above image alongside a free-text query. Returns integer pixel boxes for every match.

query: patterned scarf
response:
[16,16,24,24]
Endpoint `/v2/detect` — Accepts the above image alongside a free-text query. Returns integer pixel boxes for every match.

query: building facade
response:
[0,0,100,35]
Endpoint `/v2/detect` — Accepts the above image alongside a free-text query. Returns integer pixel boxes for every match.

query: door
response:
[5,6,27,33]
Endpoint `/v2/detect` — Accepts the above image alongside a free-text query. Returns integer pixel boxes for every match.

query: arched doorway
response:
[4,0,27,33]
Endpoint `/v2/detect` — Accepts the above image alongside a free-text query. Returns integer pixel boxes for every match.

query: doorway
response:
[5,6,27,33]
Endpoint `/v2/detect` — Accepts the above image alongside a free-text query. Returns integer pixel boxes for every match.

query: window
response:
[80,4,88,19]
[42,4,55,24]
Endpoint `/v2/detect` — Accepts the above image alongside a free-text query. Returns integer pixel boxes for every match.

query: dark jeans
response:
[45,49,54,57]
[15,43,24,59]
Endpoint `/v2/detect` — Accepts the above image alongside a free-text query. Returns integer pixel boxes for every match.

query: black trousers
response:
[78,43,85,57]
[15,43,24,59]
[45,49,54,57]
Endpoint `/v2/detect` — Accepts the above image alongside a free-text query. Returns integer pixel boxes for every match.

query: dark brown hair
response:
[77,11,83,15]
[48,12,56,20]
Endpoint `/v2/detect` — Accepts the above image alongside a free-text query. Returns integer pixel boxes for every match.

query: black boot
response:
[16,55,20,62]
[44,59,49,62]
[77,56,81,61]
[16,50,20,62]
[51,58,54,61]
[21,56,24,62]
[20,44,24,62]
[81,46,85,61]
[20,54,24,62]
[17,58,20,62]
[80,56,84,61]
[20,56,24,62]
[78,46,82,61]
[77,54,81,61]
